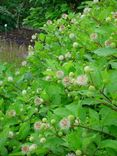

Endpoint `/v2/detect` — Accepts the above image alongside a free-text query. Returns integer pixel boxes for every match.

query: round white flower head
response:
[47,20,52,25]
[71,18,77,24]
[21,61,27,66]
[29,144,37,151]
[62,13,68,19]
[58,55,64,61]
[83,7,91,14]
[65,52,72,59]
[90,33,98,40]
[34,121,42,131]
[7,109,16,117]
[21,145,29,154]
[45,76,52,81]
[62,76,71,86]
[59,118,71,130]
[76,75,88,86]
[22,90,27,95]
[0,80,3,86]
[8,76,13,82]
[93,0,99,3]
[4,24,7,27]
[105,40,111,47]
[56,70,64,79]
[59,25,65,31]
[73,42,78,48]
[69,33,75,39]
[8,131,14,138]
[31,34,36,40]
[40,137,46,143]
[34,97,43,106]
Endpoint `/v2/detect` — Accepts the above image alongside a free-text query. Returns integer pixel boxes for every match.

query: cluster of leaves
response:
[0,0,117,155]
[0,0,32,31]
[23,0,88,28]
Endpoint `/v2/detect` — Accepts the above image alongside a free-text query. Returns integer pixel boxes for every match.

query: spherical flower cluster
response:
[58,55,64,61]
[31,34,36,40]
[71,18,77,24]
[104,40,111,47]
[45,75,52,81]
[69,33,75,40]
[56,70,64,79]
[21,61,27,66]
[21,145,30,154]
[0,80,3,86]
[34,121,42,131]
[65,52,72,59]
[29,144,37,151]
[8,76,13,82]
[76,75,88,86]
[47,20,52,25]
[73,42,78,48]
[62,13,68,19]
[34,97,44,106]
[59,25,65,31]
[4,24,7,27]
[59,118,71,130]
[8,131,14,138]
[7,109,16,117]
[22,90,27,95]
[90,33,98,40]
[40,137,46,143]
[93,0,99,3]
[62,76,71,87]
[83,7,91,14]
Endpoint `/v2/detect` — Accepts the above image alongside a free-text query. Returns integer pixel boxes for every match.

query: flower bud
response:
[75,150,82,156]
[40,137,46,143]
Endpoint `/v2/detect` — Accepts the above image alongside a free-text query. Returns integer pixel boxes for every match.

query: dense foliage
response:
[0,0,117,156]
[0,0,86,31]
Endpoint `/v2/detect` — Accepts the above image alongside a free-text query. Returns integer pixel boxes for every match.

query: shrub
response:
[0,0,117,155]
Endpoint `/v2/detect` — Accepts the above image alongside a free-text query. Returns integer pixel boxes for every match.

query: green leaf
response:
[100,140,117,152]
[18,122,30,140]
[93,48,117,56]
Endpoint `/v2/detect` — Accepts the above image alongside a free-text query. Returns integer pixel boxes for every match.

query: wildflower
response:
[71,18,77,24]
[21,61,27,66]
[62,76,71,86]
[4,24,7,27]
[34,97,43,106]
[75,150,82,156]
[83,7,91,14]
[106,17,111,22]
[15,70,20,75]
[76,75,88,86]
[31,34,36,40]
[7,109,16,117]
[59,25,65,31]
[47,20,52,25]
[93,0,99,3]
[22,90,27,95]
[84,66,91,73]
[90,33,98,40]
[62,13,68,19]
[8,76,13,82]
[45,76,52,81]
[29,136,34,142]
[29,144,37,151]
[58,55,64,61]
[59,118,71,130]
[34,121,42,131]
[80,14,85,19]
[8,131,14,138]
[69,33,75,39]
[40,137,46,143]
[56,70,64,79]
[65,52,72,59]
[21,145,30,154]
[112,12,117,19]
[0,80,3,86]
[104,40,111,47]
[73,42,78,48]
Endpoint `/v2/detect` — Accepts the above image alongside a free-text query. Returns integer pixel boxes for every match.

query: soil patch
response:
[0,28,41,46]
